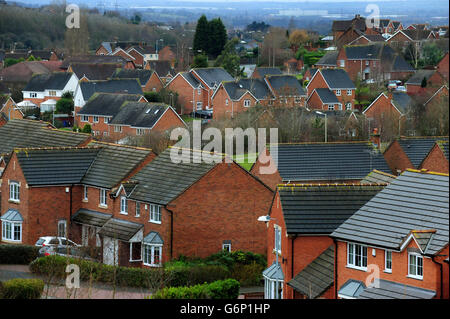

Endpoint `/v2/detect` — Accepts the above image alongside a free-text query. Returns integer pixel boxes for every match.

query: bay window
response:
[2,221,22,242]
[143,244,162,267]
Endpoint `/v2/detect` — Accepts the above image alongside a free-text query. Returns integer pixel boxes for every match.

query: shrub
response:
[0,278,44,299]
[230,262,265,287]
[165,265,230,287]
[0,244,40,264]
[152,279,240,299]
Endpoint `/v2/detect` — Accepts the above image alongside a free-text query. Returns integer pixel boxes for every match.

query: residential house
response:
[212,78,275,119]
[331,169,449,299]
[315,51,339,69]
[0,96,23,121]
[360,169,397,184]
[95,41,145,56]
[303,68,318,82]
[331,15,367,45]
[348,34,386,45]
[76,92,146,136]
[335,43,415,83]
[251,67,283,79]
[306,68,356,110]
[61,55,135,71]
[419,140,449,173]
[73,79,143,110]
[0,61,63,88]
[405,69,446,95]
[166,68,234,115]
[363,91,415,133]
[67,63,120,82]
[22,72,79,112]
[284,58,303,75]
[387,29,437,45]
[424,85,449,109]
[262,183,384,299]
[144,61,176,84]
[265,75,306,107]
[250,142,392,190]
[112,69,163,93]
[436,52,449,82]
[126,45,159,68]
[383,136,449,174]
[158,46,176,63]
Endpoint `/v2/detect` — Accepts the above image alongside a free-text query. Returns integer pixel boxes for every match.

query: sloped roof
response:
[180,72,201,88]
[437,140,449,160]
[344,43,384,60]
[146,61,175,78]
[277,184,384,234]
[82,141,153,189]
[320,69,355,89]
[0,119,90,154]
[1,209,24,222]
[29,50,55,61]
[405,70,437,85]
[192,68,234,88]
[23,72,73,92]
[98,218,143,241]
[332,17,366,32]
[128,148,219,205]
[357,279,436,299]
[222,82,248,100]
[0,61,56,83]
[287,245,334,299]
[392,92,414,114]
[363,34,386,42]
[330,170,449,255]
[262,261,284,280]
[391,55,415,72]
[266,75,306,96]
[71,208,111,228]
[143,231,164,244]
[402,29,435,41]
[15,147,100,186]
[269,142,392,182]
[254,67,283,78]
[396,137,449,168]
[61,55,128,69]
[238,78,272,100]
[79,79,143,102]
[70,63,119,81]
[361,169,396,184]
[109,102,172,128]
[315,51,338,66]
[112,68,154,86]
[77,92,143,116]
[314,88,340,104]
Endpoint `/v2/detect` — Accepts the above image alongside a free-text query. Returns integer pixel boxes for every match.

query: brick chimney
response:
[370,128,381,149]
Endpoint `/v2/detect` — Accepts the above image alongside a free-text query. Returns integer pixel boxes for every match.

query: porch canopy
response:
[98,218,143,242]
[71,209,111,228]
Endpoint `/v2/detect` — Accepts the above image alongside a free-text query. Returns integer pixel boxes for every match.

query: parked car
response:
[191,109,213,119]
[395,86,407,92]
[35,236,79,247]
[387,80,398,89]
[38,245,95,261]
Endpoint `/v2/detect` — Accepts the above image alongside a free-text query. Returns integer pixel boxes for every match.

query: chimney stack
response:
[370,127,381,149]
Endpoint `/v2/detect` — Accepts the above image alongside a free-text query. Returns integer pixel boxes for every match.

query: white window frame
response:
[58,220,67,238]
[83,186,88,201]
[222,243,231,252]
[129,242,142,262]
[244,99,251,107]
[408,253,423,279]
[99,189,107,207]
[104,117,110,124]
[135,202,141,217]
[365,60,370,66]
[2,221,22,242]
[225,98,229,106]
[120,196,128,215]
[29,92,37,98]
[93,116,99,123]
[339,59,345,67]
[347,89,352,96]
[385,250,392,273]
[328,104,335,111]
[196,102,203,110]
[197,88,201,95]
[81,115,89,122]
[136,128,145,136]
[264,278,283,299]
[274,225,281,255]
[294,97,301,104]
[9,181,20,202]
[335,89,341,96]
[49,90,57,97]
[346,102,352,110]
[149,204,161,224]
[114,126,122,133]
[347,242,368,271]
[143,244,162,267]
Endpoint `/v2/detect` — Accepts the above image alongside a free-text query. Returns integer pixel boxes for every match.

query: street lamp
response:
[315,111,328,143]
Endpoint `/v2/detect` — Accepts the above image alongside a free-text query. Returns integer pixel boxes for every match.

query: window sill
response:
[143,263,162,268]
[149,220,162,225]
[384,270,392,274]
[98,204,108,209]
[1,239,22,244]
[8,199,20,204]
[129,259,142,263]
[407,275,423,281]
[120,212,128,215]
[82,199,88,203]
[346,265,367,272]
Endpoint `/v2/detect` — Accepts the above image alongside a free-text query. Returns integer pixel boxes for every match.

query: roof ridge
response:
[277,183,387,188]
[405,168,449,177]
[89,140,152,151]
[169,146,227,157]
[14,146,101,152]
[370,169,397,178]
[268,141,373,145]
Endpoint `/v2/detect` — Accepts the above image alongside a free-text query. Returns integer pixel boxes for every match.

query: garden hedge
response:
[0,278,44,299]
[0,244,40,264]
[151,279,240,299]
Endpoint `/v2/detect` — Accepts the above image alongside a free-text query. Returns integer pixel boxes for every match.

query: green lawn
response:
[232,153,258,171]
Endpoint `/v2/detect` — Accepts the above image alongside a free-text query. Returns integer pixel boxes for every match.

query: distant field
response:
[233,153,258,171]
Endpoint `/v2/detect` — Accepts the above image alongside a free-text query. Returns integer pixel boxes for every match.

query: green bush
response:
[166,265,230,287]
[0,278,44,299]
[152,279,240,299]
[230,263,265,286]
[0,244,40,264]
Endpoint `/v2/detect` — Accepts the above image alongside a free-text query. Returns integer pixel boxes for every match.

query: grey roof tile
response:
[98,218,143,241]
[314,88,339,104]
[192,68,234,88]
[23,72,73,91]
[254,67,283,78]
[71,209,111,228]
[320,69,355,89]
[112,68,154,86]
[266,75,306,96]
[70,63,118,81]
[406,70,437,85]
[331,170,449,255]
[361,169,396,184]
[397,137,449,168]
[77,93,143,117]
[80,79,143,101]
[109,102,175,129]
[358,279,436,299]
[315,51,338,66]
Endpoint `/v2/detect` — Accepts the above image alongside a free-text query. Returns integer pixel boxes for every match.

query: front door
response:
[103,237,118,266]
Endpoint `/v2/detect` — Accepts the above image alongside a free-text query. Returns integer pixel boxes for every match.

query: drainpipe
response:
[166,207,174,260]
[291,235,297,297]
[431,255,443,299]
[333,238,338,299]
[69,185,73,239]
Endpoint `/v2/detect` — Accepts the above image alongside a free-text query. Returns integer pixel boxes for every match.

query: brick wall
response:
[419,144,449,173]
[143,72,163,93]
[383,140,415,173]
[212,88,258,119]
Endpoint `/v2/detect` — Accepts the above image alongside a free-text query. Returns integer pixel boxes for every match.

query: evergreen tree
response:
[193,15,209,54]
[208,18,227,58]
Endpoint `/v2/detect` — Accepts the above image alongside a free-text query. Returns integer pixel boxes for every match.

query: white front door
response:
[103,237,118,266]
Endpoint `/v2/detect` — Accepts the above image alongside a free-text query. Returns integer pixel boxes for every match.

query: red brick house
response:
[67,63,119,82]
[419,141,449,173]
[264,75,306,108]
[166,68,234,115]
[144,61,176,84]
[306,68,356,110]
[158,46,176,63]
[112,68,164,93]
[383,136,449,175]
[386,29,437,45]
[251,67,282,79]
[436,52,449,82]
[330,169,449,299]
[262,184,383,299]
[0,96,23,121]
[405,70,446,95]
